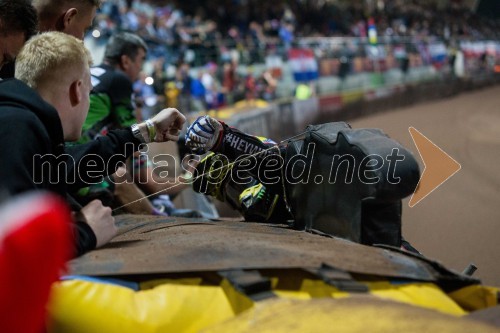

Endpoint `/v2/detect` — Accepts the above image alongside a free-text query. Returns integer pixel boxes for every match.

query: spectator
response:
[0,0,37,74]
[244,68,257,100]
[0,31,185,255]
[133,72,157,121]
[190,72,207,112]
[79,32,196,216]
[151,58,168,97]
[80,32,147,142]
[33,0,99,40]
[201,62,220,109]
[256,69,277,101]
[295,82,314,100]
[278,21,294,52]
[176,62,193,113]
[337,42,353,90]
[221,60,237,105]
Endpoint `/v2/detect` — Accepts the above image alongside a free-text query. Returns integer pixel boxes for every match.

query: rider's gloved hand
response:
[185,116,223,154]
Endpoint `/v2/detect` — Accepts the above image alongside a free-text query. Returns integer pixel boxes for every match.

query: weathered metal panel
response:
[69,215,468,284]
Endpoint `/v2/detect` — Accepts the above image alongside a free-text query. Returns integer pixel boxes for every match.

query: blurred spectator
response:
[133,72,157,120]
[190,72,206,112]
[201,62,220,109]
[221,60,238,105]
[279,22,294,52]
[255,69,277,101]
[248,21,266,63]
[165,81,180,109]
[295,82,314,100]
[337,42,353,89]
[176,62,193,113]
[151,58,168,97]
[244,68,257,100]
[394,43,410,76]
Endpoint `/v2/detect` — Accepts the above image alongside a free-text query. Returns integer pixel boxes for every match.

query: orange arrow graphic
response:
[408,127,461,207]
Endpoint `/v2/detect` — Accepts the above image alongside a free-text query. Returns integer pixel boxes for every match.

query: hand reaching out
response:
[150,108,186,142]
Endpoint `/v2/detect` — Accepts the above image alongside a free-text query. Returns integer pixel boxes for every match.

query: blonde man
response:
[33,0,100,40]
[0,32,185,256]
[33,0,157,214]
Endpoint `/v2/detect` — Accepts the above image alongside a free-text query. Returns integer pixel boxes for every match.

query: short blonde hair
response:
[15,31,92,88]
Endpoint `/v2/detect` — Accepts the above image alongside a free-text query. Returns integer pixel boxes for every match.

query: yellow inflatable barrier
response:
[201,297,499,333]
[47,278,252,333]
[366,281,466,316]
[46,274,497,333]
[448,285,500,311]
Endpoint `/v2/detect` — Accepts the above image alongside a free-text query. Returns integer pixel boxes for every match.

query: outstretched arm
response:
[67,108,186,191]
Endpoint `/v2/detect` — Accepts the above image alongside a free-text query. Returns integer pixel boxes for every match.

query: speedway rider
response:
[186,115,294,223]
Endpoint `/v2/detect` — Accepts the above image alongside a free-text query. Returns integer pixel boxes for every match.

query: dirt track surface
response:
[349,85,500,286]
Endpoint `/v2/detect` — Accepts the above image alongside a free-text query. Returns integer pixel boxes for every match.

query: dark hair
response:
[84,0,101,7]
[0,0,38,39]
[33,0,102,23]
[104,32,148,65]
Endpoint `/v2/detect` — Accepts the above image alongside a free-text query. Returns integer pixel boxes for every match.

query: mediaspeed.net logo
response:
[31,127,461,208]
[32,142,406,187]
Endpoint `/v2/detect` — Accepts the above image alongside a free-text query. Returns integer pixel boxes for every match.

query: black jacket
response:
[0,78,141,256]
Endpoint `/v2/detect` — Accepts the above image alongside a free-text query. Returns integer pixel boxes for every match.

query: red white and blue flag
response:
[288,48,319,82]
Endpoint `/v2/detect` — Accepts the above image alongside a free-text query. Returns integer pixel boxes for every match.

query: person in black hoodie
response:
[0,31,185,256]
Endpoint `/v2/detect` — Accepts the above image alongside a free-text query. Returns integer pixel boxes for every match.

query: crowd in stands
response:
[343,1,499,40]
[93,0,499,61]
[91,0,500,113]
